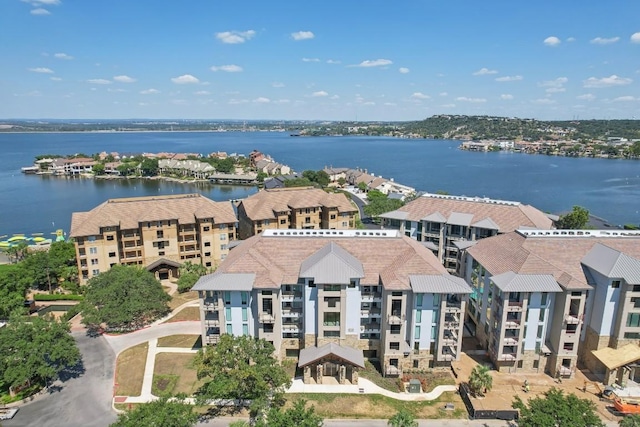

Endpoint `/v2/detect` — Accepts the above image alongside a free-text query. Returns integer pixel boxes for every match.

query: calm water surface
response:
[1,131,639,236]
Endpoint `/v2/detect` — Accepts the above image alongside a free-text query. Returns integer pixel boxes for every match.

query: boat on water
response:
[0,230,65,249]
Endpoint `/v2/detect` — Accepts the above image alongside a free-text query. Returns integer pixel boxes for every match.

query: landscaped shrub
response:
[34,294,84,301]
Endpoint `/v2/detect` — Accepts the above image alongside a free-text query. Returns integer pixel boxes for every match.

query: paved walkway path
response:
[104,321,201,355]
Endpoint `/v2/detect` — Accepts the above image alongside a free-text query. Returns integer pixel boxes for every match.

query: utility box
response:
[408,379,421,393]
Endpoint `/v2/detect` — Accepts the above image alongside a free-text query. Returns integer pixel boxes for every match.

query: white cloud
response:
[194,90,211,96]
[14,90,42,97]
[113,75,136,83]
[590,36,620,45]
[500,94,514,100]
[54,52,73,60]
[411,92,430,100]
[273,99,290,104]
[302,58,320,63]
[539,77,568,87]
[473,67,498,76]
[50,76,62,81]
[566,37,576,42]
[532,98,556,105]
[22,0,61,5]
[439,92,448,97]
[455,96,486,103]
[107,88,126,93]
[312,91,328,97]
[543,36,561,46]
[353,59,392,67]
[326,59,341,64]
[583,75,632,88]
[87,78,111,84]
[215,30,256,44]
[140,88,160,94]
[576,93,595,101]
[291,31,314,41]
[384,102,397,106]
[253,97,271,103]
[362,101,375,106]
[171,99,188,106]
[271,82,285,88]
[441,103,456,108]
[330,95,340,100]
[30,8,51,15]
[228,99,249,105]
[612,96,638,102]
[495,75,523,82]
[171,74,200,84]
[399,67,410,74]
[546,87,566,93]
[28,67,53,73]
[631,33,640,44]
[210,64,243,72]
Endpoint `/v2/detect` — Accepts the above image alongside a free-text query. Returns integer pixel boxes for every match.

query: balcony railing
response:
[259,312,275,323]
[360,308,381,316]
[203,299,219,310]
[506,301,524,311]
[388,314,405,325]
[281,309,302,318]
[385,366,402,377]
[565,314,581,324]
[444,321,460,329]
[204,318,220,327]
[205,335,220,345]
[361,292,382,301]
[504,319,521,328]
[497,352,518,361]
[281,292,303,301]
[361,323,381,331]
[503,336,519,345]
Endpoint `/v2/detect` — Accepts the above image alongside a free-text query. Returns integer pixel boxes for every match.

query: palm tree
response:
[620,414,640,427]
[387,409,417,427]
[469,364,493,397]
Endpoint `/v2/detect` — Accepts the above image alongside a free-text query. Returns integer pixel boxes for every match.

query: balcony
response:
[204,317,220,327]
[259,312,275,323]
[281,309,302,318]
[504,319,521,329]
[506,300,524,311]
[497,352,518,361]
[282,324,300,333]
[203,299,219,310]
[503,336,519,345]
[205,335,220,345]
[385,366,402,377]
[361,322,381,332]
[444,321,460,329]
[444,301,462,312]
[361,292,382,301]
[565,314,581,324]
[440,345,457,361]
[388,314,405,325]
[360,307,382,317]
[281,291,303,301]
[442,332,458,346]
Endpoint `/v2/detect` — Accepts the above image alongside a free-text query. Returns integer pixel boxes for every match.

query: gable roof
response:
[581,243,640,283]
[192,272,256,291]
[409,274,472,294]
[490,272,562,293]
[300,242,365,284]
[298,342,364,368]
[70,193,237,237]
[381,193,553,232]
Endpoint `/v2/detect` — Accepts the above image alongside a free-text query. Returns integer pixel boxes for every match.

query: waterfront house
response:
[69,194,237,284]
[192,229,472,380]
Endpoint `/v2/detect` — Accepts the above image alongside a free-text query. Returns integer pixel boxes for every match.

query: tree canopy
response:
[177,261,208,293]
[363,190,404,220]
[512,388,604,427]
[110,396,198,427]
[195,335,291,412]
[80,264,170,331]
[256,399,323,427]
[0,315,80,392]
[468,365,493,397]
[556,205,590,229]
[0,264,31,318]
[620,414,640,427]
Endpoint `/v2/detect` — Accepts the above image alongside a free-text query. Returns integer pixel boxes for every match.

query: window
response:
[224,292,231,305]
[204,252,211,257]
[241,292,248,305]
[92,269,99,275]
[204,242,211,247]
[203,226,210,232]
[108,252,116,257]
[539,308,546,322]
[612,280,621,288]
[390,325,401,334]
[220,234,226,241]
[324,284,340,292]
[415,325,421,339]
[390,342,400,350]
[305,217,311,224]
[627,313,640,328]
[242,308,248,322]
[625,332,640,339]
[106,235,114,241]
[285,349,299,358]
[280,219,286,225]
[537,325,544,339]
[431,326,437,340]
[264,324,274,333]
[219,224,227,230]
[308,280,315,288]
[541,292,548,306]
[415,310,422,323]
[88,236,96,242]
[533,360,539,369]
[226,324,233,335]
[323,312,340,327]
[324,330,340,337]
[349,280,356,288]
[157,230,164,239]
[91,259,99,265]
[205,262,211,267]
[89,247,98,254]
[324,297,339,308]
[413,360,419,369]
[431,310,438,323]
[242,324,249,336]
[220,245,228,251]
[433,294,441,307]
[416,294,423,307]
[330,214,336,220]
[225,307,232,321]
[563,342,574,351]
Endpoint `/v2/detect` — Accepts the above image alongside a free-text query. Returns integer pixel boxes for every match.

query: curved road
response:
[4,331,117,427]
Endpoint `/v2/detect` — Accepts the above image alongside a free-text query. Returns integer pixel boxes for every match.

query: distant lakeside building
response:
[69,194,237,283]
[193,229,471,381]
[236,187,357,240]
[379,193,554,273]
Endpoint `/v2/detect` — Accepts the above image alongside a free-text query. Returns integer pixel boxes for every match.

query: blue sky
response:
[2,0,640,121]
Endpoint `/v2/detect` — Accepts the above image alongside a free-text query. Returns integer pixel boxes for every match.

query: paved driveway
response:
[4,331,117,427]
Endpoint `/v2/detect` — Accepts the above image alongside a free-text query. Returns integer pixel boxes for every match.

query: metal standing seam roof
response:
[379,210,409,220]
[448,212,474,227]
[422,241,439,251]
[490,271,562,293]
[472,217,500,231]
[581,243,640,283]
[453,240,477,250]
[298,342,365,368]
[191,272,256,291]
[409,274,473,294]
[421,212,447,223]
[299,242,365,284]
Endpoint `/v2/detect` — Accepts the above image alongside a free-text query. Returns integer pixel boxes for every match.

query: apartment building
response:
[69,194,237,283]
[463,228,640,384]
[192,229,472,382]
[379,193,553,273]
[236,187,357,239]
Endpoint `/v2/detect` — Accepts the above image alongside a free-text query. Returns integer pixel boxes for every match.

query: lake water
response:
[1,131,639,237]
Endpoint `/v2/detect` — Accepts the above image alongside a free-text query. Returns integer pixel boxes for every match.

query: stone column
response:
[352,368,359,385]
[316,364,323,385]
[339,365,346,384]
[303,366,310,384]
